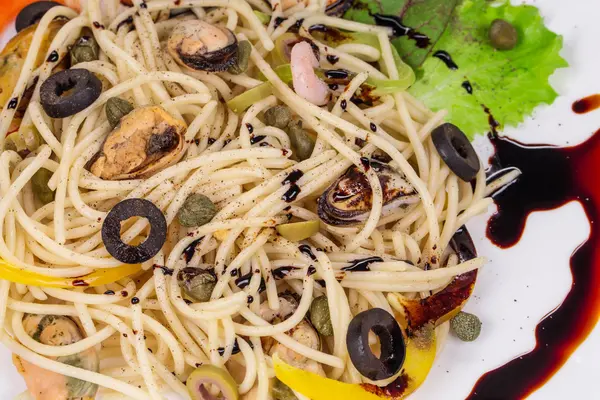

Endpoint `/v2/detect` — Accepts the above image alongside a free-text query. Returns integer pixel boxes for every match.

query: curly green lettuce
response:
[344,0,458,69]
[408,1,568,138]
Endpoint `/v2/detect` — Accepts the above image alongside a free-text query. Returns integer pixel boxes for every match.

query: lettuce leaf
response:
[344,0,458,69]
[408,0,568,138]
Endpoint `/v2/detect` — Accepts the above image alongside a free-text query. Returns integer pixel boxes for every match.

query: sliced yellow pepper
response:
[273,354,381,400]
[274,323,437,400]
[0,258,141,288]
[397,325,437,397]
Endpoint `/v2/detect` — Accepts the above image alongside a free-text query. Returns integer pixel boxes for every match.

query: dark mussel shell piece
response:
[347,308,406,381]
[40,69,102,118]
[16,1,61,32]
[168,21,239,72]
[431,123,481,182]
[102,198,167,264]
[317,160,418,226]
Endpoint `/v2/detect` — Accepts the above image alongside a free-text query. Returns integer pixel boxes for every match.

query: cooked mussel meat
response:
[89,106,186,180]
[272,319,321,367]
[0,20,65,108]
[13,314,99,400]
[317,160,418,226]
[259,294,299,322]
[168,20,238,72]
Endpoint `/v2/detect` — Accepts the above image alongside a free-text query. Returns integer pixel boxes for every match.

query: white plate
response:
[1,0,600,398]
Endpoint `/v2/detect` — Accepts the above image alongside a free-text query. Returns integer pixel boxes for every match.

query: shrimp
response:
[290,41,330,106]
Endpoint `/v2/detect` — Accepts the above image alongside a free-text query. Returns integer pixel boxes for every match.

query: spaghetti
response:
[0,0,516,399]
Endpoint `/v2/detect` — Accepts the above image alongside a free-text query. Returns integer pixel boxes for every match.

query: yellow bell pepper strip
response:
[360,324,437,399]
[274,323,437,400]
[0,258,141,288]
[273,354,381,400]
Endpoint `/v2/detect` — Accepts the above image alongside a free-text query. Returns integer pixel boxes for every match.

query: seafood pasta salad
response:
[0,0,524,399]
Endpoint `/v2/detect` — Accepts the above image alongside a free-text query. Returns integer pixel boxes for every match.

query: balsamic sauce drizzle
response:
[469,105,600,397]
[342,256,383,272]
[432,50,458,70]
[372,14,431,48]
[462,80,473,94]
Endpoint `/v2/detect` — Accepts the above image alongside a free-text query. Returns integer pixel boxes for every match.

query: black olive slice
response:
[40,69,102,118]
[346,308,406,381]
[431,123,481,182]
[16,1,61,32]
[102,199,167,264]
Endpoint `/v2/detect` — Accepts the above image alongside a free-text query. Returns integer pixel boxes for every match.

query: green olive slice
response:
[186,365,239,400]
[276,220,320,242]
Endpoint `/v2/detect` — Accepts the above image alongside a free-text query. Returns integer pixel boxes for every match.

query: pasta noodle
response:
[0,0,520,398]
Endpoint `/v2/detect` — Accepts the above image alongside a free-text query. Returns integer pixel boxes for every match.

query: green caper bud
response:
[70,30,100,65]
[105,97,134,129]
[264,105,292,129]
[32,168,55,205]
[287,119,315,161]
[228,40,252,75]
[309,295,333,336]
[177,193,217,228]
[272,378,297,400]
[489,19,518,50]
[177,267,217,302]
[450,311,482,342]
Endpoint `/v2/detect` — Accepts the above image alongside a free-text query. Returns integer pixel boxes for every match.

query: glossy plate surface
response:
[0,0,599,398]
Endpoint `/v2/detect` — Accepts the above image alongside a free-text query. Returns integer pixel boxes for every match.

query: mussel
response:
[0,20,66,106]
[88,106,186,180]
[259,293,299,323]
[13,314,99,400]
[168,20,238,72]
[1,20,66,145]
[271,319,321,368]
[317,160,419,226]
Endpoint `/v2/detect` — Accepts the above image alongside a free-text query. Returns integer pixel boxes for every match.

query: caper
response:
[105,97,134,129]
[276,220,320,242]
[177,193,217,228]
[228,40,252,75]
[309,295,333,336]
[450,311,482,342]
[287,119,315,161]
[272,378,297,400]
[264,105,292,129]
[489,19,518,50]
[32,168,55,204]
[177,267,217,302]
[70,30,100,65]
